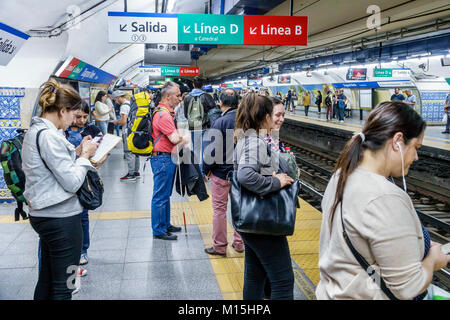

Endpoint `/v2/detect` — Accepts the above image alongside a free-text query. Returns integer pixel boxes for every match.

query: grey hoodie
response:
[22,117,93,217]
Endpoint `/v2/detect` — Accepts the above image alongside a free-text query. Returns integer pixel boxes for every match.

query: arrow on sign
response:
[120,24,127,32]
[250,27,257,35]
[183,25,191,33]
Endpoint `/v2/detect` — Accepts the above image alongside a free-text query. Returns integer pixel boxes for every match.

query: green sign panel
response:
[445,78,450,86]
[68,61,86,79]
[373,68,392,77]
[155,77,174,85]
[161,66,180,76]
[178,14,244,45]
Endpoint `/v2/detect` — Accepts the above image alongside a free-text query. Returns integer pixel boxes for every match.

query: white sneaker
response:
[77,267,87,277]
[80,253,88,265]
[72,268,83,295]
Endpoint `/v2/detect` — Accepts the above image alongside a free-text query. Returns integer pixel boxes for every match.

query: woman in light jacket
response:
[94,90,112,135]
[22,79,98,300]
[234,92,295,300]
[316,101,449,300]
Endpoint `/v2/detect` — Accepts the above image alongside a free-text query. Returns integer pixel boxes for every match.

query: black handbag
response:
[230,170,300,236]
[36,129,104,210]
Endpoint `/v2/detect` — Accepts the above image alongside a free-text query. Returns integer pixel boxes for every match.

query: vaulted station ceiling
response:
[0,0,448,88]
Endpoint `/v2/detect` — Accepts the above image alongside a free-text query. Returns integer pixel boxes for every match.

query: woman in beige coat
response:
[316,101,449,300]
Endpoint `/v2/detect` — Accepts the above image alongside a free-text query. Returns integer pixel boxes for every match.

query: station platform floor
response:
[285,108,450,151]
[0,144,321,300]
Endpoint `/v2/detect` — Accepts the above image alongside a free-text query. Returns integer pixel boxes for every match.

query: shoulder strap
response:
[339,199,399,300]
[36,128,51,172]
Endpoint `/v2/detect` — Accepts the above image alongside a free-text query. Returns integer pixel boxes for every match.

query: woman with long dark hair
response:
[316,101,449,300]
[233,92,295,300]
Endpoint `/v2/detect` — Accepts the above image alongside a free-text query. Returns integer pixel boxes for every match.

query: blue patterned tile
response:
[0,97,20,119]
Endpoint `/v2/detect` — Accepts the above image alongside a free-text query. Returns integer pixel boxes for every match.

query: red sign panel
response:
[220,83,228,87]
[180,66,200,77]
[58,57,81,78]
[244,15,308,46]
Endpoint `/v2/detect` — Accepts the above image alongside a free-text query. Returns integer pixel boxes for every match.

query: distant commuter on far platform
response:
[404,89,416,108]
[443,92,450,134]
[303,91,311,117]
[390,88,405,102]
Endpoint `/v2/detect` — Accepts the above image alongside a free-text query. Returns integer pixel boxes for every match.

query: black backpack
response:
[0,129,28,221]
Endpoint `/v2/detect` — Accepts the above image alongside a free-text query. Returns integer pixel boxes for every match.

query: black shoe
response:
[153,233,177,240]
[442,131,450,134]
[167,225,182,233]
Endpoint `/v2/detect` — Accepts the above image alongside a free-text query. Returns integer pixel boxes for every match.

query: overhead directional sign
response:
[139,66,199,77]
[108,12,308,46]
[244,15,308,46]
[178,14,243,45]
[0,22,29,66]
[108,12,178,44]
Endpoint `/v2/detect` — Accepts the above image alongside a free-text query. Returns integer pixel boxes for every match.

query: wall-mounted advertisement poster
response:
[346,68,367,81]
[278,75,291,84]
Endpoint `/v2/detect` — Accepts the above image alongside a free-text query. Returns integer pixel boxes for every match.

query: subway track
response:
[283,142,450,292]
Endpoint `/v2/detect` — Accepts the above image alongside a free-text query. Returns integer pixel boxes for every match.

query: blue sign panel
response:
[76,64,116,84]
[332,81,380,88]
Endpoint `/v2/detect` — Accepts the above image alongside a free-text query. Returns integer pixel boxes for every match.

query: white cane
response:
[176,145,187,235]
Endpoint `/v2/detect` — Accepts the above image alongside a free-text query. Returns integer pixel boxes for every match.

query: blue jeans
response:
[96,121,108,136]
[150,155,176,236]
[338,107,345,121]
[81,209,89,254]
[239,232,294,300]
[115,124,120,136]
[191,130,205,175]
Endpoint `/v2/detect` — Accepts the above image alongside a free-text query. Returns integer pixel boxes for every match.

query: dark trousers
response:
[317,103,321,113]
[239,232,294,300]
[338,107,345,121]
[333,103,338,118]
[304,105,309,116]
[81,209,89,254]
[30,214,82,300]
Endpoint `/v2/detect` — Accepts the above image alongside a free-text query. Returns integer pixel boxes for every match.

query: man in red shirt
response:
[151,81,189,240]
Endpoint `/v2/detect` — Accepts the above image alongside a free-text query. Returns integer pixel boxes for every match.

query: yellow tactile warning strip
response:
[0,193,322,300]
[285,114,450,151]
[172,194,322,300]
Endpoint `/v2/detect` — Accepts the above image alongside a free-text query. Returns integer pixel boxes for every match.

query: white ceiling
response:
[0,0,448,88]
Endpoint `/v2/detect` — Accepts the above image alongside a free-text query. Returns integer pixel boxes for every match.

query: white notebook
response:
[90,134,122,164]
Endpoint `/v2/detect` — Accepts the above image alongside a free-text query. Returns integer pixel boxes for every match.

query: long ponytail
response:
[329,101,426,223]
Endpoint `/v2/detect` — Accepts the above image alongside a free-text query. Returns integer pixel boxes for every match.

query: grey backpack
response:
[187,95,207,130]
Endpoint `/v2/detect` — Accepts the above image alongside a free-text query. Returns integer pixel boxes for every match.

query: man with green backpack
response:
[183,77,217,170]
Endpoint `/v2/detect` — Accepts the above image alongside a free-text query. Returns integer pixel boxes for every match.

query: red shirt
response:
[152,104,177,153]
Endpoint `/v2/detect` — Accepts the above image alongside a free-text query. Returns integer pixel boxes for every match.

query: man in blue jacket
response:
[202,88,244,256]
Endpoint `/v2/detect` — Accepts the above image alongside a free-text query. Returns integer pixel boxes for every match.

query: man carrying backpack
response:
[151,81,189,240]
[183,77,216,170]
[112,91,140,181]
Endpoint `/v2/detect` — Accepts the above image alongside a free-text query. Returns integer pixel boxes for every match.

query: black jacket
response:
[175,149,209,201]
[183,92,217,129]
[202,107,237,180]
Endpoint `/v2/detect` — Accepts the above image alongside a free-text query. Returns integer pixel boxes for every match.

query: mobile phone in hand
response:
[92,135,103,143]
[442,243,450,255]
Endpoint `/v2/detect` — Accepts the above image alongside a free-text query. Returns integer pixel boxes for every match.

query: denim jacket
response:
[22,117,93,211]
